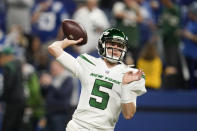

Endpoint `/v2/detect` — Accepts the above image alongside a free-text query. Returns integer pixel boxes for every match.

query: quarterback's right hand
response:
[63,38,83,46]
[48,38,83,58]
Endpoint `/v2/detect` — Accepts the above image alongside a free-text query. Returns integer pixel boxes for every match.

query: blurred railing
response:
[115,90,197,131]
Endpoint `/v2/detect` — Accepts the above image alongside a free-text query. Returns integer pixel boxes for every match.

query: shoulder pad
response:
[78,53,96,66]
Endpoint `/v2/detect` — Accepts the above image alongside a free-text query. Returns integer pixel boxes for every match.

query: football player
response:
[48,28,146,131]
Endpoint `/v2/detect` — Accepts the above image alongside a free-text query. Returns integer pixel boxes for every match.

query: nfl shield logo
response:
[105,70,110,74]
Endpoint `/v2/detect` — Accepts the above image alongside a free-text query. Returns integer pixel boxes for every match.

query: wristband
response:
[121,84,137,103]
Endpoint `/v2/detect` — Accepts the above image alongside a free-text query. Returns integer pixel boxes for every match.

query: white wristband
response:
[121,84,137,103]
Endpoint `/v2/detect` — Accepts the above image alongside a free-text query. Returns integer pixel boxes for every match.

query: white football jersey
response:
[57,53,146,130]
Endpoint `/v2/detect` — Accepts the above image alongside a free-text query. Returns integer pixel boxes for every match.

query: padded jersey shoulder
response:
[77,53,99,66]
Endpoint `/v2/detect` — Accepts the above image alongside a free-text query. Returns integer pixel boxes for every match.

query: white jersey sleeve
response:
[56,52,83,77]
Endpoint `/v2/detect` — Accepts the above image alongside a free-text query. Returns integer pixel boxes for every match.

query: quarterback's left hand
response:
[122,69,144,85]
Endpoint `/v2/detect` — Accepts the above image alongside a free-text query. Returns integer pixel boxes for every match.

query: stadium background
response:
[0,0,197,131]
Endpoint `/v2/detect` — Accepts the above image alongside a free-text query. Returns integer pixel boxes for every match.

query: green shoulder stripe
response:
[142,74,145,79]
[80,55,96,66]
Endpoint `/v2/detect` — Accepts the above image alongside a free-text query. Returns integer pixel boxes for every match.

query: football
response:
[62,19,88,46]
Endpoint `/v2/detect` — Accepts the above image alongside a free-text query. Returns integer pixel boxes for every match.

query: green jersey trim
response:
[142,74,145,79]
[80,55,96,66]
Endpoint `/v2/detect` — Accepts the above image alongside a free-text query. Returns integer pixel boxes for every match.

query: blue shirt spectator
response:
[0,0,6,32]
[138,0,156,46]
[181,1,197,89]
[183,20,197,59]
[0,30,6,47]
[57,0,76,16]
[31,0,69,44]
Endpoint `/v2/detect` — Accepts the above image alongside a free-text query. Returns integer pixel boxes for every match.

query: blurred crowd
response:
[0,0,197,130]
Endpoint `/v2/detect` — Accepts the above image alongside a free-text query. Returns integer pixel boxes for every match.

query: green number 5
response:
[89,79,113,110]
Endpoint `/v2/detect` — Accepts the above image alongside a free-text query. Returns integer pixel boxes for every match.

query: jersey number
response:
[89,79,113,110]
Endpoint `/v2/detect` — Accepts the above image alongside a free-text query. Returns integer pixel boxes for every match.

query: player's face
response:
[106,42,124,58]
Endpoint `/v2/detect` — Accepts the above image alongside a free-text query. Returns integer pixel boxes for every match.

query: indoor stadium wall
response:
[115,90,197,131]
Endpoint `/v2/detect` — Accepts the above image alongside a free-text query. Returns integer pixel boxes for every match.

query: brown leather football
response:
[62,19,88,46]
